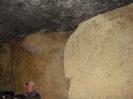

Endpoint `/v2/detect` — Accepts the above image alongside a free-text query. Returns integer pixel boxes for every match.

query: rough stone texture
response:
[0,0,133,41]
[0,43,11,91]
[10,32,71,99]
[64,3,133,99]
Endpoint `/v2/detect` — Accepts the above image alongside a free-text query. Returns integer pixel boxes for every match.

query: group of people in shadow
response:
[0,82,40,99]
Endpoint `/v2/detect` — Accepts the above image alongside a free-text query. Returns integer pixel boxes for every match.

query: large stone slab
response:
[64,3,133,99]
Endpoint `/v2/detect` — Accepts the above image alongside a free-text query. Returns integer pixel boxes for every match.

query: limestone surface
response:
[10,32,71,99]
[0,43,11,91]
[64,3,133,99]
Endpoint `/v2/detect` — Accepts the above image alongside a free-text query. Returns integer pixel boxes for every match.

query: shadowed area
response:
[0,0,133,40]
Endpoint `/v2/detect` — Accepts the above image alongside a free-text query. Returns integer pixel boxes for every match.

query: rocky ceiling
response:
[0,0,133,42]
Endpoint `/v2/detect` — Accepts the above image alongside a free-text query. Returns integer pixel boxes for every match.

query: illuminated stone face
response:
[64,4,133,99]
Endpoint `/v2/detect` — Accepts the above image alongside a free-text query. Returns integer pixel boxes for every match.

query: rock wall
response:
[0,43,11,91]
[1,0,132,38]
[64,3,133,99]
[10,32,71,99]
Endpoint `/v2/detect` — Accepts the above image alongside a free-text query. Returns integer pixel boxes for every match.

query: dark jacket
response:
[26,90,40,99]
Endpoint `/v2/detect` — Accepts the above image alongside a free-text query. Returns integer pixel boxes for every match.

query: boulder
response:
[64,3,133,99]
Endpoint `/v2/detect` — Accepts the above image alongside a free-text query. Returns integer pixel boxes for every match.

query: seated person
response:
[1,91,14,99]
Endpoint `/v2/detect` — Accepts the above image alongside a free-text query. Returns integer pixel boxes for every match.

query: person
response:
[1,91,14,99]
[25,82,40,99]
[0,96,4,99]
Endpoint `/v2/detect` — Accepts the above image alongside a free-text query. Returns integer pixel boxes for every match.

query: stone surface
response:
[64,3,133,99]
[0,0,133,41]
[0,43,11,91]
[9,32,71,99]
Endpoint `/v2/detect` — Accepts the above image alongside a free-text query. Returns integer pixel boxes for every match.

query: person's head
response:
[26,82,35,93]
